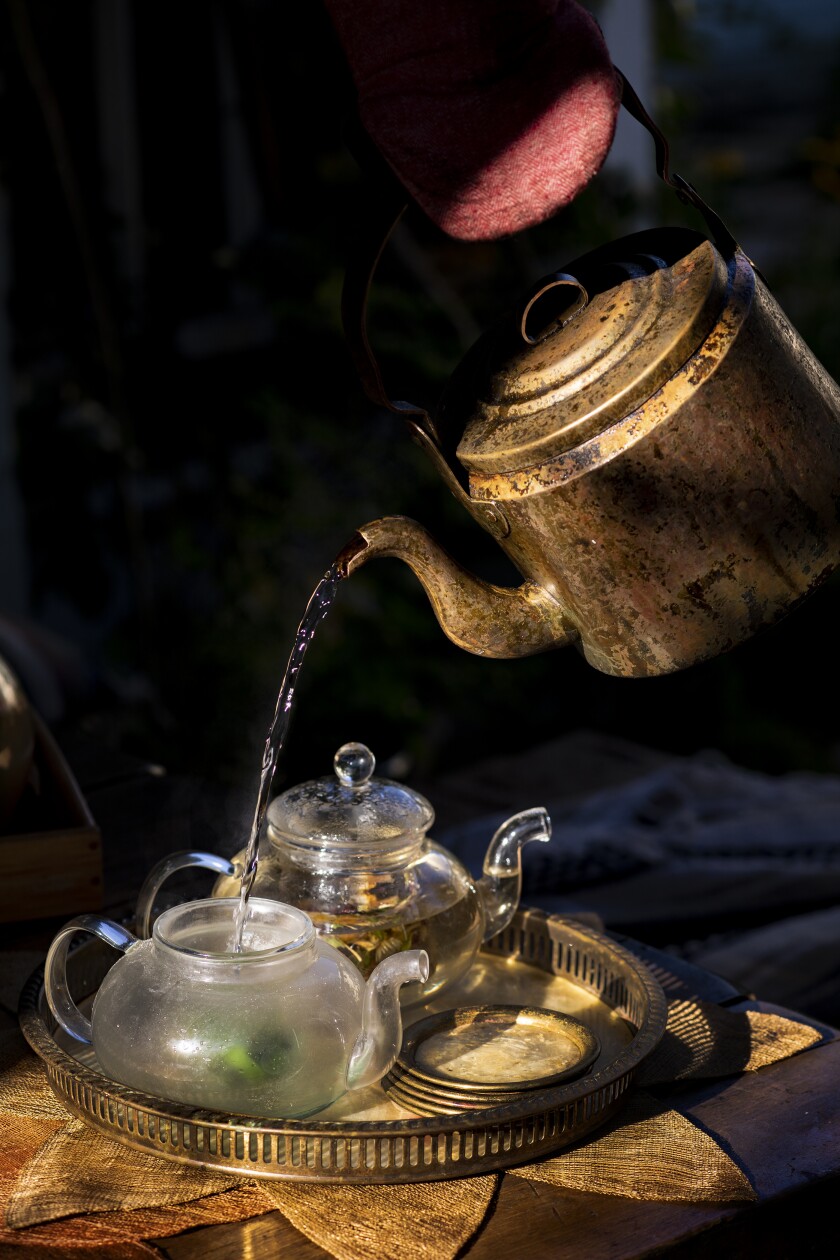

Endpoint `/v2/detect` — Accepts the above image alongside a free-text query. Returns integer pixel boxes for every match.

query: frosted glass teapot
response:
[44,897,427,1118]
[136,742,552,1006]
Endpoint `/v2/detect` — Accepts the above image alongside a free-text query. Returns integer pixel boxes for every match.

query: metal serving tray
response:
[19,907,667,1184]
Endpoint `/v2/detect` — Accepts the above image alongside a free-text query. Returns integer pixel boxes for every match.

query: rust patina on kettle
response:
[336,74,840,678]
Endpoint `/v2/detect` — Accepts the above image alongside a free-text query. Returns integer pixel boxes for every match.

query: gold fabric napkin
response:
[5,1117,240,1227]
[257,1175,501,1260]
[512,1090,753,1201]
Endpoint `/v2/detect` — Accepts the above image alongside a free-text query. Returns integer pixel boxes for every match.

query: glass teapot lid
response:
[265,742,435,854]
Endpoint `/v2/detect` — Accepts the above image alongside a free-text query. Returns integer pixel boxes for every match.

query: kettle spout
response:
[346,949,430,1091]
[479,806,552,940]
[338,517,578,659]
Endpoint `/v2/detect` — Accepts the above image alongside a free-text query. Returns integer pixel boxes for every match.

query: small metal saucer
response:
[385,1064,540,1110]
[384,1004,600,1115]
[383,1078,513,1117]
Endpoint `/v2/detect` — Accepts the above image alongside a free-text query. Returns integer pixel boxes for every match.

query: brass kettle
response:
[338,78,840,679]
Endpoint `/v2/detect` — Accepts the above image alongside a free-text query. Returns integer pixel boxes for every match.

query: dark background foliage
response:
[1,0,840,801]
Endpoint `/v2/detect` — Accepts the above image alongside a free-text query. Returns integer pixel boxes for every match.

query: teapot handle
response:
[135,850,237,939]
[45,915,137,1044]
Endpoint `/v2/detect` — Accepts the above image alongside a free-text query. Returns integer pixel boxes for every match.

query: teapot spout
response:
[479,807,552,940]
[338,517,578,659]
[346,949,430,1091]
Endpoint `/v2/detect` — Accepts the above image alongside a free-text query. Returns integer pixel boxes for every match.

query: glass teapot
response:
[45,897,427,1118]
[136,742,551,1006]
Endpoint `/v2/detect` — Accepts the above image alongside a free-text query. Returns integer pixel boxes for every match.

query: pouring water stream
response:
[233,559,348,951]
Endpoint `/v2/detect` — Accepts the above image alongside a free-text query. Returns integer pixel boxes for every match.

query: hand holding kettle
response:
[336,75,840,679]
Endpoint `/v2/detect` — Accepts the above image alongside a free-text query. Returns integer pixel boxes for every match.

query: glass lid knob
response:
[334,742,375,788]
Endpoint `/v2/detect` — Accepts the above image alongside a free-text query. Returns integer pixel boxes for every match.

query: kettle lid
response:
[266,742,434,850]
[449,227,731,477]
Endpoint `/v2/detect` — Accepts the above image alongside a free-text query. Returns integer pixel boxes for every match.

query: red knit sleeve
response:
[322,0,621,241]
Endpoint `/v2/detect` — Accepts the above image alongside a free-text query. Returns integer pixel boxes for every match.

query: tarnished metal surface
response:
[469,249,840,676]
[344,227,840,677]
[464,244,748,500]
[455,231,728,474]
[343,516,579,659]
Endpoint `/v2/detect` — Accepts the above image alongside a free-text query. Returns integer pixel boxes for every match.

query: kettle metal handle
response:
[614,68,738,258]
[339,117,431,429]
